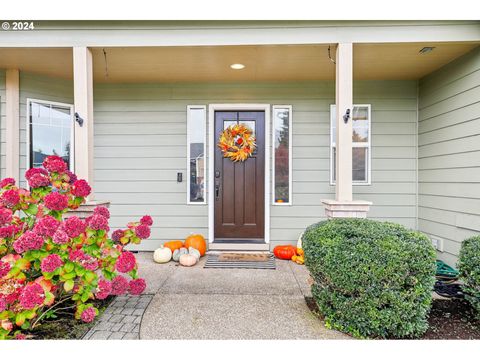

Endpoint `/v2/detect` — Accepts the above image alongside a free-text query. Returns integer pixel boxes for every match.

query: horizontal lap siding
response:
[17,73,74,187]
[95,80,417,251]
[0,71,5,178]
[418,46,480,266]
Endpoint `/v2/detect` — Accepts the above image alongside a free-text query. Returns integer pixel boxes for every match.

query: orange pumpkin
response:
[184,234,207,256]
[164,240,184,253]
[273,245,297,260]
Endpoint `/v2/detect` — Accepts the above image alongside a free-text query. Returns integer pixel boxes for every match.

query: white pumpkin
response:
[172,247,188,262]
[179,254,197,267]
[153,246,172,263]
[188,247,201,261]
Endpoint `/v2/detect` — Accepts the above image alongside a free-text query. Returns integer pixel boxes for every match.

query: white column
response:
[5,69,20,183]
[335,43,353,202]
[73,47,94,199]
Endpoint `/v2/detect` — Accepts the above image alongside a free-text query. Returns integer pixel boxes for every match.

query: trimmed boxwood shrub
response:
[303,218,436,338]
[458,235,480,317]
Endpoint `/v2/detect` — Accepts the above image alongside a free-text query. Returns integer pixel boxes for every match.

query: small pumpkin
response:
[273,245,297,260]
[297,232,304,250]
[296,248,304,256]
[179,254,197,267]
[153,246,172,263]
[164,240,184,254]
[172,247,188,262]
[184,234,207,256]
[188,247,201,261]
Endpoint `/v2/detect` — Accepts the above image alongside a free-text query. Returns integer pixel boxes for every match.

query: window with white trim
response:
[27,99,74,170]
[272,105,292,204]
[330,104,371,185]
[187,105,207,204]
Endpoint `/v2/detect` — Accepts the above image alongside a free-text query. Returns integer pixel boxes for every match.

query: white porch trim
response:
[5,69,19,182]
[207,104,271,245]
[73,47,94,198]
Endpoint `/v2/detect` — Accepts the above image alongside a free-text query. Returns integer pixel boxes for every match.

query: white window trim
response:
[26,98,75,173]
[186,105,207,205]
[272,105,293,206]
[330,104,372,186]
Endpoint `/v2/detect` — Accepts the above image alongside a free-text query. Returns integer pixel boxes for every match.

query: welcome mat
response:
[204,253,276,269]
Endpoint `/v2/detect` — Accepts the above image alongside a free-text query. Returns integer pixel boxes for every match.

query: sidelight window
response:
[187,105,207,204]
[272,105,292,205]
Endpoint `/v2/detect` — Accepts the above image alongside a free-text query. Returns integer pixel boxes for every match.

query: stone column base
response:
[321,199,372,219]
[65,200,111,219]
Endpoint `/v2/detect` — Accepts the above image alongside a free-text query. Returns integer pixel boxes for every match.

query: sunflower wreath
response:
[217,124,256,162]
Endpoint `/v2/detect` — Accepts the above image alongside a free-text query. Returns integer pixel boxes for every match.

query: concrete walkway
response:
[134,252,349,340]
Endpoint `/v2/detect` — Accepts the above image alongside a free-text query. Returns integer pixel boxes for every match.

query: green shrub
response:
[302,218,436,339]
[458,235,480,317]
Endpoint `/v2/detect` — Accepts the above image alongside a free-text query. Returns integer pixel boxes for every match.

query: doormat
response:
[204,253,276,269]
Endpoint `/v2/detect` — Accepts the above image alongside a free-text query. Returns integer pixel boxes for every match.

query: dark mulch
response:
[25,297,113,340]
[422,299,480,339]
[305,297,480,339]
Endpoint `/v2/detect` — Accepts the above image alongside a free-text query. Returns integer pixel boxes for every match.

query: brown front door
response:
[214,111,265,241]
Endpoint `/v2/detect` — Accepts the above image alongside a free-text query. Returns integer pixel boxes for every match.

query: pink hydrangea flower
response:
[28,173,50,188]
[19,283,45,309]
[33,215,60,237]
[13,231,45,254]
[111,229,125,243]
[140,215,153,226]
[52,229,69,245]
[40,254,64,273]
[111,275,129,296]
[69,249,98,271]
[0,297,6,312]
[71,179,91,198]
[65,170,77,184]
[25,168,48,181]
[1,189,20,208]
[135,224,151,239]
[94,206,110,219]
[87,214,109,231]
[44,192,69,211]
[63,216,86,238]
[0,225,21,238]
[0,208,13,226]
[0,261,11,278]
[115,251,136,273]
[129,278,146,295]
[80,307,96,323]
[43,155,67,174]
[95,279,112,300]
[0,178,15,188]
[15,333,26,340]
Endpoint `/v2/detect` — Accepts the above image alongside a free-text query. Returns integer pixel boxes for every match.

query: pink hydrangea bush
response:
[0,156,152,339]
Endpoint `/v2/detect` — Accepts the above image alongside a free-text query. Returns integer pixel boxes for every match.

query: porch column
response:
[5,69,20,183]
[322,43,371,218]
[73,47,95,198]
[335,43,353,202]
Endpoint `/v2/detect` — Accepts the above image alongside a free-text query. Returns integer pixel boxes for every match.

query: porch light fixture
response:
[419,47,435,54]
[230,63,245,70]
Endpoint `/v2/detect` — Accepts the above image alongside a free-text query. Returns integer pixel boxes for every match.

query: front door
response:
[214,111,265,241]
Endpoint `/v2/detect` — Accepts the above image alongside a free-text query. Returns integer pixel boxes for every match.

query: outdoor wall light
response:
[230,63,245,70]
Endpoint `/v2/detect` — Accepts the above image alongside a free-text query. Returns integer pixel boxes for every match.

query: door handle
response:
[215,184,220,199]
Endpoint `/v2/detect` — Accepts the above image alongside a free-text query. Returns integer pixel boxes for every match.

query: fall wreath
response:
[217,124,256,162]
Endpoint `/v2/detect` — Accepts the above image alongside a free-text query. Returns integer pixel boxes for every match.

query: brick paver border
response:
[83,294,154,340]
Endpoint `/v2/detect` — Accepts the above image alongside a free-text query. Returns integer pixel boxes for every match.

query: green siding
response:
[418,46,480,266]
[94,80,417,250]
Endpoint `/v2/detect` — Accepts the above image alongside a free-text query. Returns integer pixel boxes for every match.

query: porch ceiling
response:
[0,42,478,83]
